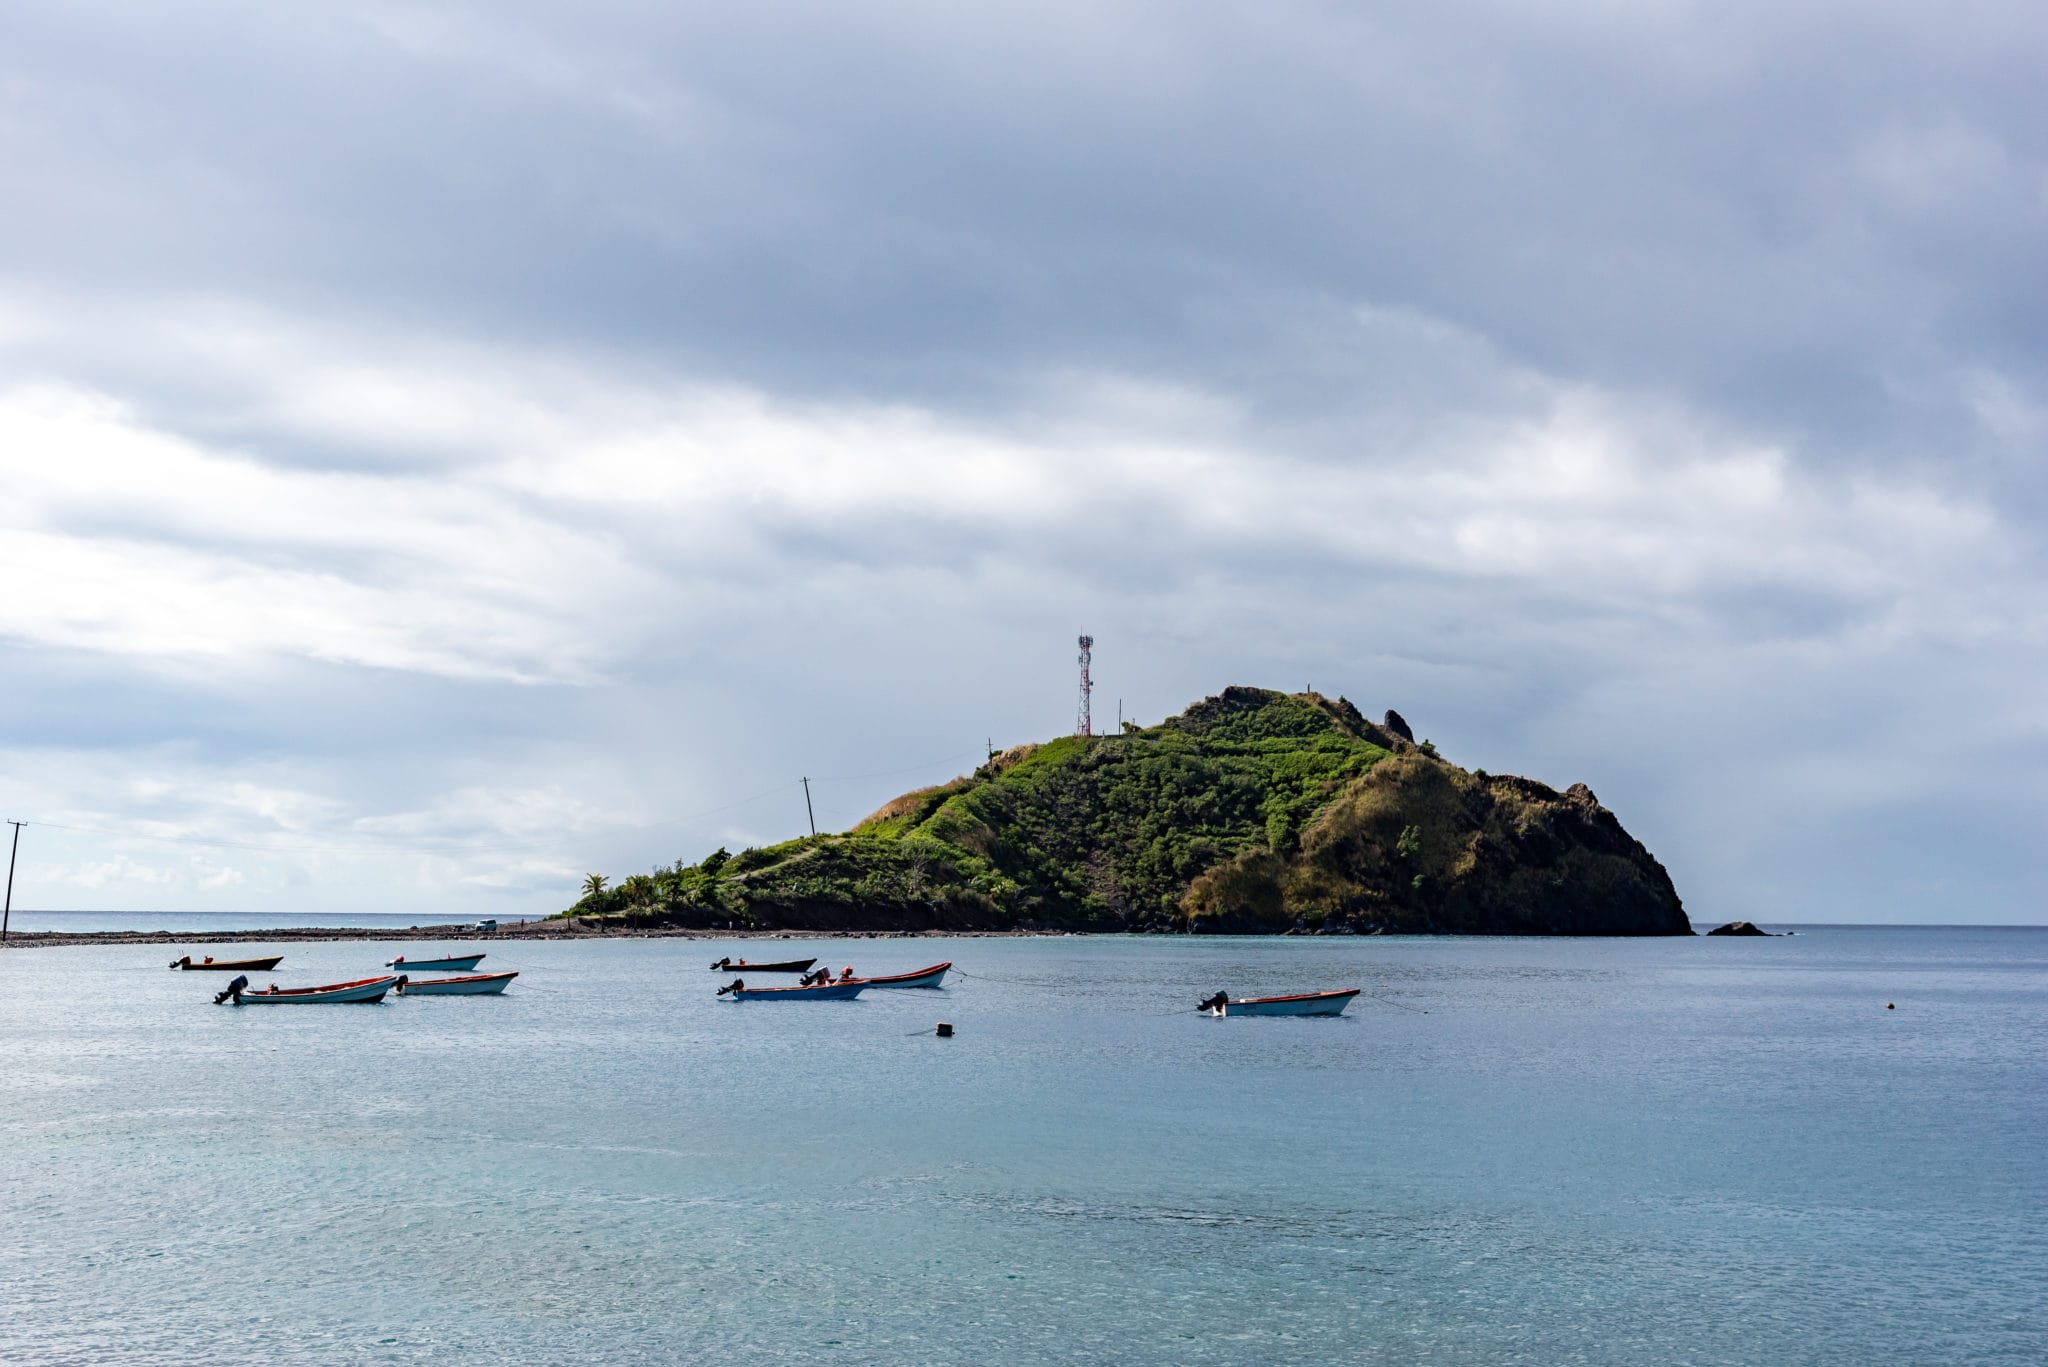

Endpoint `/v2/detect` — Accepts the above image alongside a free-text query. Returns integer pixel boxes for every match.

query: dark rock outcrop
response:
[1706,920,1773,936]
[1383,708,1416,742]
[1186,751,1691,936]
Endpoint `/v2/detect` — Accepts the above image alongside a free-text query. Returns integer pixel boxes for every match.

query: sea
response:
[0,924,2041,1365]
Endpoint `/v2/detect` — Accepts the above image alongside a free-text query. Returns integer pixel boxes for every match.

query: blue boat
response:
[386,953,485,972]
[719,980,866,1001]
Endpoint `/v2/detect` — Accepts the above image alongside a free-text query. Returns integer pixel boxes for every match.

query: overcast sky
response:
[2,0,2042,923]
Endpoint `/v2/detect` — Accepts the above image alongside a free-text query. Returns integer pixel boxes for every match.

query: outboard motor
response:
[214,974,250,1005]
[394,975,410,994]
[170,956,188,969]
[715,978,745,997]
[1197,991,1229,1013]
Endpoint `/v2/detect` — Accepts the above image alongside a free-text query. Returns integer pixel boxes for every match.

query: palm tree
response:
[582,873,608,898]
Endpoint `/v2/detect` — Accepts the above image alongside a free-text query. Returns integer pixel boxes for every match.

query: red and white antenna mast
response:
[1076,634,1094,736]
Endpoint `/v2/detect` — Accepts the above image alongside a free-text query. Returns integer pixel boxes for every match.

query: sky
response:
[1,1,2042,923]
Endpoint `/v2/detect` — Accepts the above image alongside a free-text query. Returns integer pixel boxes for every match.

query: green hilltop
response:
[563,686,1689,936]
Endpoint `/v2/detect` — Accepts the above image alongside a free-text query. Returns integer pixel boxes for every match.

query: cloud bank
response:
[1,1,2042,920]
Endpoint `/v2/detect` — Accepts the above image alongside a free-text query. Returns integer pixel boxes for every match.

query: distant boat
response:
[1201,988,1360,1017]
[708,957,816,974]
[228,975,400,1005]
[170,954,284,972]
[396,970,518,996]
[852,962,951,989]
[719,980,866,1001]
[386,954,485,972]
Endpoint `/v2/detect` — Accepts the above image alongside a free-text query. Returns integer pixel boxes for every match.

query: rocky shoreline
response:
[0,922,1028,950]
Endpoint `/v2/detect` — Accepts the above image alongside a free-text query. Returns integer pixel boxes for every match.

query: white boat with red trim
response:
[851,962,950,989]
[1199,988,1360,1017]
[229,975,401,1005]
[396,970,518,996]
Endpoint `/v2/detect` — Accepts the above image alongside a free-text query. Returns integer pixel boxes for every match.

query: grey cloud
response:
[1,1,2043,921]
[4,2,2042,464]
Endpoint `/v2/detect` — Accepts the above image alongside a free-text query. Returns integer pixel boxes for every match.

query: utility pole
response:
[3,821,21,944]
[801,778,817,837]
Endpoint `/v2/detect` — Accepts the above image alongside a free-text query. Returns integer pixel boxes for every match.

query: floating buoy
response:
[1887,1002,1895,1010]
[935,1022,954,1038]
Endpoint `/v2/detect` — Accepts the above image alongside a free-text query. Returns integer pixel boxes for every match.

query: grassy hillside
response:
[562,686,1689,936]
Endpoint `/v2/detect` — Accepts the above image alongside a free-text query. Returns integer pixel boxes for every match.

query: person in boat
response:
[1197,990,1229,1012]
[839,966,854,981]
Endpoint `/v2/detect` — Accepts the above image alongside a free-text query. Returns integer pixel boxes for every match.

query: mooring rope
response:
[947,966,1077,989]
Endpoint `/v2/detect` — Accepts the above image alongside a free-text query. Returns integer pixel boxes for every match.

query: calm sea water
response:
[1,928,2041,1365]
[3,911,509,934]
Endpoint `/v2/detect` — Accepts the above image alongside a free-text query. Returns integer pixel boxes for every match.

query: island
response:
[562,686,1691,936]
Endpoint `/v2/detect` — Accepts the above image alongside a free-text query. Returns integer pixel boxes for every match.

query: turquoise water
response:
[1,928,2042,1364]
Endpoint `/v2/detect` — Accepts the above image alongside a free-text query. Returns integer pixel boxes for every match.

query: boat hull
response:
[385,955,485,972]
[233,975,399,1004]
[853,962,951,989]
[172,955,284,971]
[1211,989,1360,1017]
[397,971,518,995]
[728,982,866,1001]
[708,958,816,974]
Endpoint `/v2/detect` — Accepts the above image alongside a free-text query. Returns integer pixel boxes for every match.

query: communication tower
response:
[1076,634,1094,736]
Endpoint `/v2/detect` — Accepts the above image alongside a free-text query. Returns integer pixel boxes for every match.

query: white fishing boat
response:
[395,971,518,996]
[228,975,400,1005]
[849,962,951,989]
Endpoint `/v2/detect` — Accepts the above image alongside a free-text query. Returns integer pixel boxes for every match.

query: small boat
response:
[707,957,816,974]
[1200,988,1360,1018]
[851,962,951,989]
[385,954,485,972]
[718,980,866,1001]
[228,975,400,1005]
[170,954,284,971]
[396,970,518,996]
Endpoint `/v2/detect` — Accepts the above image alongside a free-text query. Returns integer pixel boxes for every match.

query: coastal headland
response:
[8,687,1691,946]
[563,686,1691,937]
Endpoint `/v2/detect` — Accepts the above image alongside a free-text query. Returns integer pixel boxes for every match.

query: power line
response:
[808,749,985,785]
[0,750,977,862]
[9,817,542,857]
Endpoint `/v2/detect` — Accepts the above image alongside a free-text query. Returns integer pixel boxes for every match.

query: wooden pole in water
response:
[801,777,816,837]
[2,820,21,943]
